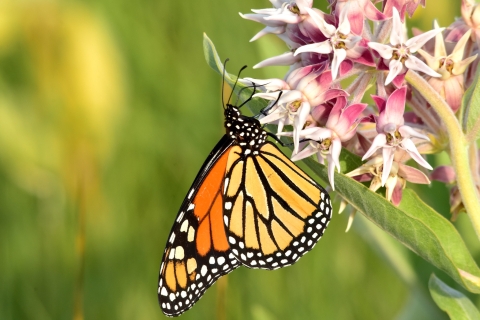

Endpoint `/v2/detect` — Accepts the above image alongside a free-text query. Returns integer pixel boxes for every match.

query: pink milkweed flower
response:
[368,8,444,85]
[333,0,387,35]
[347,151,430,205]
[248,65,347,155]
[417,27,478,113]
[239,0,313,41]
[362,87,432,186]
[294,7,362,80]
[383,0,426,20]
[278,96,367,190]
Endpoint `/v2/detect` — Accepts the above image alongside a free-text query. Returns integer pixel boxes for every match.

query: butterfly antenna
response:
[222,58,230,110]
[255,90,283,118]
[236,82,257,109]
[227,65,248,107]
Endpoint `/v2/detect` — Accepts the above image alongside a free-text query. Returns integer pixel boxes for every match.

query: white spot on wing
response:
[188,189,195,199]
[175,246,184,260]
[188,203,195,211]
[224,178,229,193]
[177,211,185,222]
[161,287,168,296]
[201,265,207,276]
[187,226,195,242]
[180,220,189,232]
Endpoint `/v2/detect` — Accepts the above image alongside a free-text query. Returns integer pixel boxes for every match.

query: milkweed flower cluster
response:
[239,0,480,215]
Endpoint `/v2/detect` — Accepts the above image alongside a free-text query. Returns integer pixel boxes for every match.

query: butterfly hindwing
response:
[158,137,240,317]
[223,142,332,270]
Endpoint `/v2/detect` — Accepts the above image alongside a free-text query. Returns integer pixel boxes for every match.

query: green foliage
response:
[460,62,480,140]
[430,274,480,320]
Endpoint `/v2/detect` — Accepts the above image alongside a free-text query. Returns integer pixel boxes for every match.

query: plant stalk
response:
[406,70,480,240]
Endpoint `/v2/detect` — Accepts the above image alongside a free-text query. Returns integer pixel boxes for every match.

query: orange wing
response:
[158,139,239,317]
[222,142,332,270]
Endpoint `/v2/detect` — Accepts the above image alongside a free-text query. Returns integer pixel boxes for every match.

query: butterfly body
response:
[158,103,332,317]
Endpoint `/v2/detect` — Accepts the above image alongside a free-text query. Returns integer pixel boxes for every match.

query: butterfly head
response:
[224,104,267,151]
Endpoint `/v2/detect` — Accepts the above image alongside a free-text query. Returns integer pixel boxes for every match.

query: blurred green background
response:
[0,0,476,319]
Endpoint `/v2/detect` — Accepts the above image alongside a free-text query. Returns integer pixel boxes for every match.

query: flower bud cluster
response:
[239,0,479,216]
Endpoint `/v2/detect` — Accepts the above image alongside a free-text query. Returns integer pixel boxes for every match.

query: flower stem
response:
[406,70,480,240]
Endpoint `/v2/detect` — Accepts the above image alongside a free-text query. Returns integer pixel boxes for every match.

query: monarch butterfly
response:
[158,70,332,317]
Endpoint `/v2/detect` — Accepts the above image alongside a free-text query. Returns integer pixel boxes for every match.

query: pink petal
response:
[371,95,387,113]
[264,13,302,24]
[390,8,407,45]
[325,96,346,128]
[295,41,333,56]
[311,88,348,107]
[334,103,368,135]
[385,60,404,85]
[430,165,456,184]
[346,8,364,35]
[391,180,403,206]
[401,138,433,170]
[405,27,446,52]
[398,125,429,140]
[305,7,336,37]
[250,25,287,42]
[239,12,278,25]
[368,42,394,59]
[331,138,342,173]
[405,0,426,17]
[277,117,286,133]
[287,65,319,89]
[253,52,300,68]
[296,0,313,14]
[331,48,347,80]
[339,60,354,76]
[348,46,376,67]
[444,76,464,113]
[385,86,407,125]
[293,102,312,154]
[392,73,406,88]
[311,104,332,125]
[405,55,441,77]
[363,0,388,21]
[259,108,286,124]
[291,144,318,161]
[381,147,396,186]
[337,6,351,35]
[362,134,387,160]
[397,164,431,184]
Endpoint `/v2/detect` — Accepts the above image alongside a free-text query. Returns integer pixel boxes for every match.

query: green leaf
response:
[203,34,480,294]
[460,62,480,140]
[305,155,480,293]
[429,273,480,320]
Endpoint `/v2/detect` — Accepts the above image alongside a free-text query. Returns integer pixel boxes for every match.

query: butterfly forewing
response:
[158,138,240,317]
[223,142,332,270]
